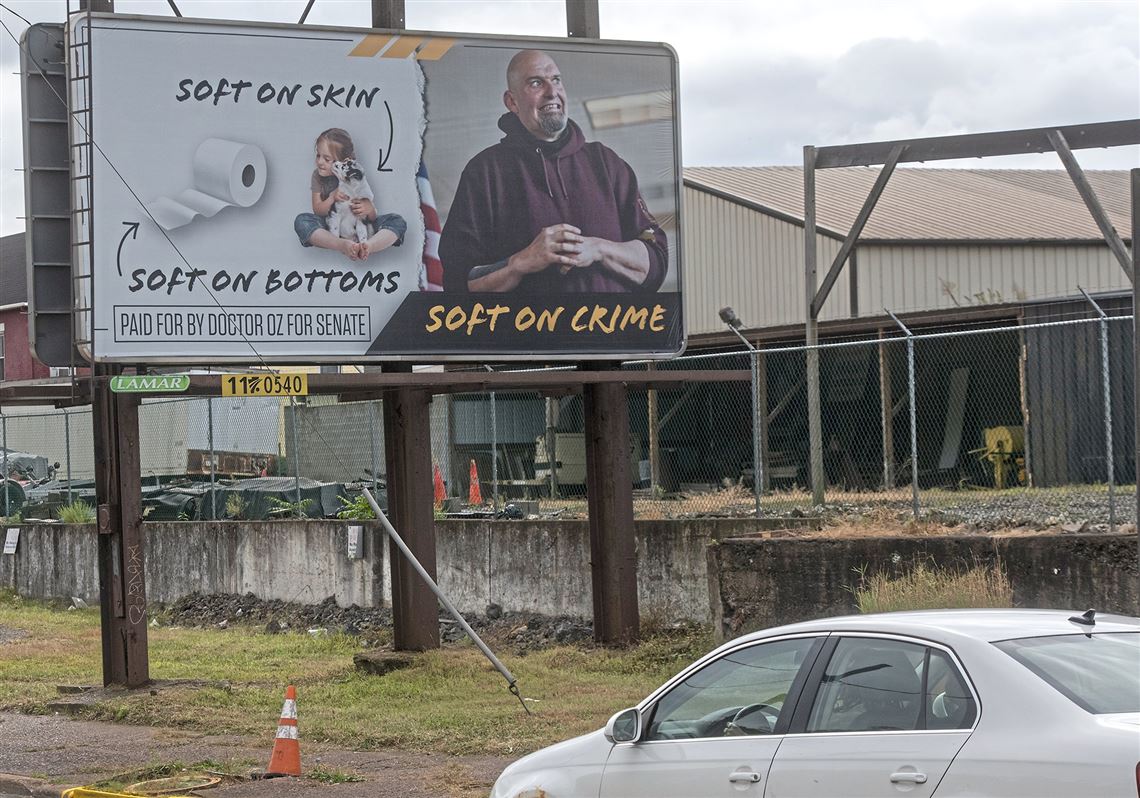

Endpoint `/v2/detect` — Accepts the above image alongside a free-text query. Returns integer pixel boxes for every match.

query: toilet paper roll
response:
[146,138,267,231]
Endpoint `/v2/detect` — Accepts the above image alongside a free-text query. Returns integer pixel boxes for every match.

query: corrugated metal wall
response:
[857,245,1131,318]
[682,185,1130,337]
[1024,297,1135,487]
[682,186,846,336]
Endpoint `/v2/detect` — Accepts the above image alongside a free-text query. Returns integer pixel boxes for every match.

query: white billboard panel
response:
[71,14,682,362]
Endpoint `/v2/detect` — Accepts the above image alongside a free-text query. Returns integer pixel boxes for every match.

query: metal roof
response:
[684,166,1132,243]
[0,233,28,307]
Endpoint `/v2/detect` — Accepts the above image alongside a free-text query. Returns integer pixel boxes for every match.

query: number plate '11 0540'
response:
[221,373,309,397]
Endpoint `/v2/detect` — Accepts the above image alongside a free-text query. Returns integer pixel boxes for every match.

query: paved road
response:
[0,713,510,797]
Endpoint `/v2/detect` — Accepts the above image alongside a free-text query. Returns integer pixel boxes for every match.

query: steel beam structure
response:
[1048,130,1134,280]
[815,119,1140,168]
[804,119,1139,510]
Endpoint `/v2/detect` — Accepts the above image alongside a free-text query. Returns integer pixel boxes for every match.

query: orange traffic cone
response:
[433,463,446,507]
[267,685,302,776]
[468,459,483,505]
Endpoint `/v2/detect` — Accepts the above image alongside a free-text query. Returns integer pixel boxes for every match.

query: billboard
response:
[70,14,683,363]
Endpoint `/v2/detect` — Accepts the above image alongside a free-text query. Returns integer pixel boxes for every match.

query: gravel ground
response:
[0,712,510,798]
[165,592,596,653]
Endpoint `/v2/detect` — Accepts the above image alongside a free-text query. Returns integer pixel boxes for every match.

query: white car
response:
[491,609,1140,798]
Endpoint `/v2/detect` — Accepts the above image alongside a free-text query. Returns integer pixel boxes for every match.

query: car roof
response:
[735,609,1140,646]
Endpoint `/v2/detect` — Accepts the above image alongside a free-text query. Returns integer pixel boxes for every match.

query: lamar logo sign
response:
[109,375,190,393]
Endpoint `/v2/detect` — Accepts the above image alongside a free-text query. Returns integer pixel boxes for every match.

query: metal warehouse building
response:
[677,166,1134,492]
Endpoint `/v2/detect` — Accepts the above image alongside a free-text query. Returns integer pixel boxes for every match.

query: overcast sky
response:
[1,0,1137,236]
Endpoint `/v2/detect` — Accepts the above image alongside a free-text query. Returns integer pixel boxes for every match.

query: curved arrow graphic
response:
[117,221,140,277]
[376,101,394,172]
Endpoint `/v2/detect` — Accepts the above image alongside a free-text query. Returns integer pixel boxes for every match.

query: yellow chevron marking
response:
[381,36,424,59]
[349,34,392,57]
[415,38,455,61]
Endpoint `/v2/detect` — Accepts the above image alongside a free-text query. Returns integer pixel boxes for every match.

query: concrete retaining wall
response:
[0,519,719,620]
[712,534,1139,637]
[0,522,387,608]
[2,522,1135,631]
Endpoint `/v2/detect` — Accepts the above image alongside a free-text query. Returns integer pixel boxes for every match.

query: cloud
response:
[2,0,1138,235]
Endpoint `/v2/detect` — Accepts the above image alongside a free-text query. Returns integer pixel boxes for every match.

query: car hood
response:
[491,729,611,798]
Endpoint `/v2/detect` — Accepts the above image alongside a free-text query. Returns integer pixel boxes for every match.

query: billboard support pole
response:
[566,0,601,38]
[371,0,405,28]
[382,365,440,651]
[94,371,149,687]
[583,365,639,644]
[1131,168,1138,579]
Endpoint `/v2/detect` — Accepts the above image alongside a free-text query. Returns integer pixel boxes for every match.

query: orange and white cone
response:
[433,463,447,507]
[267,685,301,776]
[468,459,483,505]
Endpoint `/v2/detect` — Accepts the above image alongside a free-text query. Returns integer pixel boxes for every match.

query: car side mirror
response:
[604,707,641,744]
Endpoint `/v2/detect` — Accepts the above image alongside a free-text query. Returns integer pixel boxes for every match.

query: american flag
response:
[417,160,444,291]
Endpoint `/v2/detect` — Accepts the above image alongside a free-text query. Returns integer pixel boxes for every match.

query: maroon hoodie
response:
[438,113,668,293]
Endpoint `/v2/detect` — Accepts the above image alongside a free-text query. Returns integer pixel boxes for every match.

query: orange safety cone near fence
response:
[433,463,447,507]
[266,685,302,777]
[468,459,483,505]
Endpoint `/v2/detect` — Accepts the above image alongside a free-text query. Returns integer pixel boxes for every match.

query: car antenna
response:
[1068,608,1096,626]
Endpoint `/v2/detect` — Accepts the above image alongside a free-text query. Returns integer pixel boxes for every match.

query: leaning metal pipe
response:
[360,487,527,710]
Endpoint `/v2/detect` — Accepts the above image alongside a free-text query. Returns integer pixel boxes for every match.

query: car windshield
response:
[993,632,1140,714]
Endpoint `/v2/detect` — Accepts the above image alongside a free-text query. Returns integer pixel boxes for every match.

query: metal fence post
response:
[1,413,8,517]
[64,409,73,503]
[368,400,380,496]
[289,397,302,509]
[491,388,499,513]
[207,396,217,520]
[750,349,762,517]
[721,311,763,517]
[483,366,499,513]
[1080,288,1115,531]
[887,311,919,520]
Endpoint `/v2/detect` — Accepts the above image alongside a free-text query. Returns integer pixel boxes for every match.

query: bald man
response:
[438,49,668,293]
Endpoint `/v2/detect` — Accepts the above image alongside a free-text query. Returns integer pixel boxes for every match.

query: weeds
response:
[0,597,694,756]
[225,493,246,520]
[336,493,376,520]
[58,500,95,524]
[308,765,365,784]
[266,497,314,519]
[851,558,1013,614]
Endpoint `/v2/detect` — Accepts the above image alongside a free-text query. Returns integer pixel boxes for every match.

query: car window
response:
[925,648,977,730]
[644,637,817,741]
[807,638,927,732]
[993,632,1140,714]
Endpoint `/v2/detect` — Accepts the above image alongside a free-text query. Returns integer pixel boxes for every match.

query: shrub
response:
[58,500,96,524]
[852,558,1013,614]
[336,493,376,520]
[224,493,246,520]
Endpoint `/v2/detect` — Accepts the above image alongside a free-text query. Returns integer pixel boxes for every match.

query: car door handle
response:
[728,771,761,784]
[890,771,928,784]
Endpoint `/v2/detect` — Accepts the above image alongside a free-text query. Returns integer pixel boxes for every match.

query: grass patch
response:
[308,765,365,784]
[0,595,711,757]
[58,500,96,524]
[851,558,1013,614]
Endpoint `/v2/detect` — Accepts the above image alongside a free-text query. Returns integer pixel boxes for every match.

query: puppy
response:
[327,158,375,243]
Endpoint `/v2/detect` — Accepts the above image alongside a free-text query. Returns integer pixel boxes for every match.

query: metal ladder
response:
[65,1,96,400]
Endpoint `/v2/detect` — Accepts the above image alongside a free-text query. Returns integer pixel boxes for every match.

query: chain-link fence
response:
[1,312,1134,528]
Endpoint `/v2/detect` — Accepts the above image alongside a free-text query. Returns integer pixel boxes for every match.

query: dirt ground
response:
[0,712,511,798]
